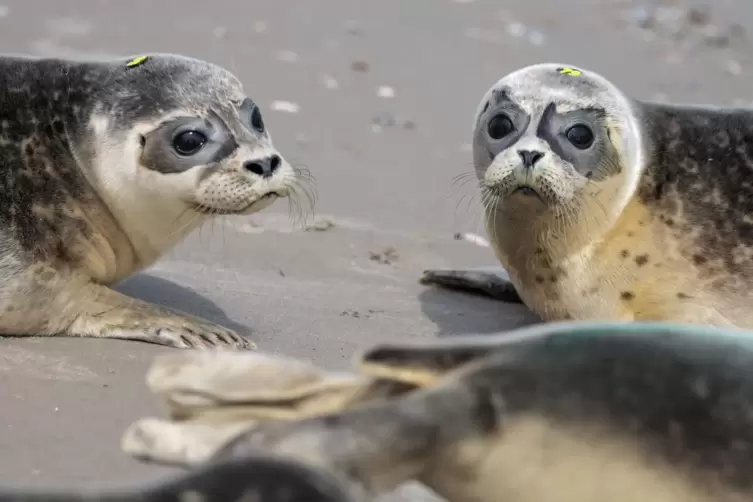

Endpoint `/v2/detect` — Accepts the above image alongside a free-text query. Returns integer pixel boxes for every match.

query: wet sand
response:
[0,0,750,499]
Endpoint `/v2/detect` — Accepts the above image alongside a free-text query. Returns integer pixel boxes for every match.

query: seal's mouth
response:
[511,186,538,196]
[191,191,284,215]
[507,185,547,204]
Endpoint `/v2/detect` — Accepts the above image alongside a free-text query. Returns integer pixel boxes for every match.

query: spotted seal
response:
[421,63,753,328]
[0,53,313,349]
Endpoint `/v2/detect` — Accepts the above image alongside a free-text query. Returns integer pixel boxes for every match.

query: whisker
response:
[288,186,303,226]
[296,178,318,211]
[287,184,311,229]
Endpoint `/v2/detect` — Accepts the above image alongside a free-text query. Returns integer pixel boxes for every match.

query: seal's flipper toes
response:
[419,268,523,303]
[66,285,256,350]
[100,319,254,351]
[150,324,254,351]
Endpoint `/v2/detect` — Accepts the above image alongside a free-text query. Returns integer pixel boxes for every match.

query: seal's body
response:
[214,322,753,502]
[422,63,753,328]
[0,53,307,349]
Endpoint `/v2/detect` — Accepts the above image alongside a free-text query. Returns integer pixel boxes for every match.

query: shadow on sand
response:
[114,273,252,336]
[417,285,539,337]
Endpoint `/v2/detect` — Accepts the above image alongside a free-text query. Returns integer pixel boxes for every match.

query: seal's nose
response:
[244,155,281,178]
[517,150,544,169]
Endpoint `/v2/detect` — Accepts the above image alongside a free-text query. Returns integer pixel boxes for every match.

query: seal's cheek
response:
[145,166,206,203]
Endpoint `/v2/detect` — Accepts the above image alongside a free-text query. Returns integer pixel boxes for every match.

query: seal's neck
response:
[91,173,211,273]
[485,169,641,274]
[114,199,211,269]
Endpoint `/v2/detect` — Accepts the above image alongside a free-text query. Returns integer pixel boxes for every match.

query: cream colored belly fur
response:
[494,198,746,328]
[425,414,745,502]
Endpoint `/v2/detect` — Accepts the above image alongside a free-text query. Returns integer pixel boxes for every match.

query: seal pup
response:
[209,321,753,502]
[0,53,312,349]
[421,63,753,327]
[0,453,366,502]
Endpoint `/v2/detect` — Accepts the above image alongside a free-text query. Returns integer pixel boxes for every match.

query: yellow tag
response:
[126,55,148,68]
[558,67,581,77]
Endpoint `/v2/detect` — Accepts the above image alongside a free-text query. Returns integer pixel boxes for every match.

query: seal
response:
[0,53,313,349]
[0,453,365,502]
[119,350,416,468]
[421,63,753,328]
[204,321,753,502]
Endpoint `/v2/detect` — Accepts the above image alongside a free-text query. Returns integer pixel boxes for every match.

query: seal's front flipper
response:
[64,284,254,350]
[419,267,522,303]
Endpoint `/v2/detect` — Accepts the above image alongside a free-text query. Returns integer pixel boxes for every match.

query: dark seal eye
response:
[487,114,514,140]
[250,106,265,133]
[172,130,207,156]
[566,124,594,149]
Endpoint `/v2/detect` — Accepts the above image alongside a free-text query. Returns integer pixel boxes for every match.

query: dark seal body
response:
[214,322,753,502]
[0,454,363,502]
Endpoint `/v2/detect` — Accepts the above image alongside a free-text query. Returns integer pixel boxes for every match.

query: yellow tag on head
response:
[126,56,148,68]
[558,67,582,77]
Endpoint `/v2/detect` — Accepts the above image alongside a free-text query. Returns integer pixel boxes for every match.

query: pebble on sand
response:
[270,100,301,113]
[321,74,340,90]
[454,232,490,248]
[377,86,395,98]
[276,50,299,63]
[350,60,370,73]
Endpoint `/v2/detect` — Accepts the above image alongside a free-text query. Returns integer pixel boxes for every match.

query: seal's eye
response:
[250,106,265,133]
[566,124,594,149]
[487,114,514,140]
[173,130,207,156]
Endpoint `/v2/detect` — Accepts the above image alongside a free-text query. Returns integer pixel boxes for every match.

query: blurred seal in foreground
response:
[125,321,753,502]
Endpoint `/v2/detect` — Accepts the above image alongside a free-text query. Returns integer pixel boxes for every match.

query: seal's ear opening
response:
[139,134,146,148]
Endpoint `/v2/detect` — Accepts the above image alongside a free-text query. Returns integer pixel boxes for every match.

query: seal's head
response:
[472,63,643,224]
[91,54,300,215]
[80,53,311,262]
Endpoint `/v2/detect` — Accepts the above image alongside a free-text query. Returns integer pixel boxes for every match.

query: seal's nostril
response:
[269,155,281,172]
[517,150,545,169]
[244,155,281,177]
[244,161,265,176]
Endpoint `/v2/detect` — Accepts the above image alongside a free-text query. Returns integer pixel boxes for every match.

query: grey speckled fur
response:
[637,102,753,277]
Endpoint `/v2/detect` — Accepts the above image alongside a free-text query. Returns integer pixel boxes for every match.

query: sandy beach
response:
[0,0,751,499]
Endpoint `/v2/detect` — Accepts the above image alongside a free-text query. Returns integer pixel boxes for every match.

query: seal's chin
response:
[238,192,281,214]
